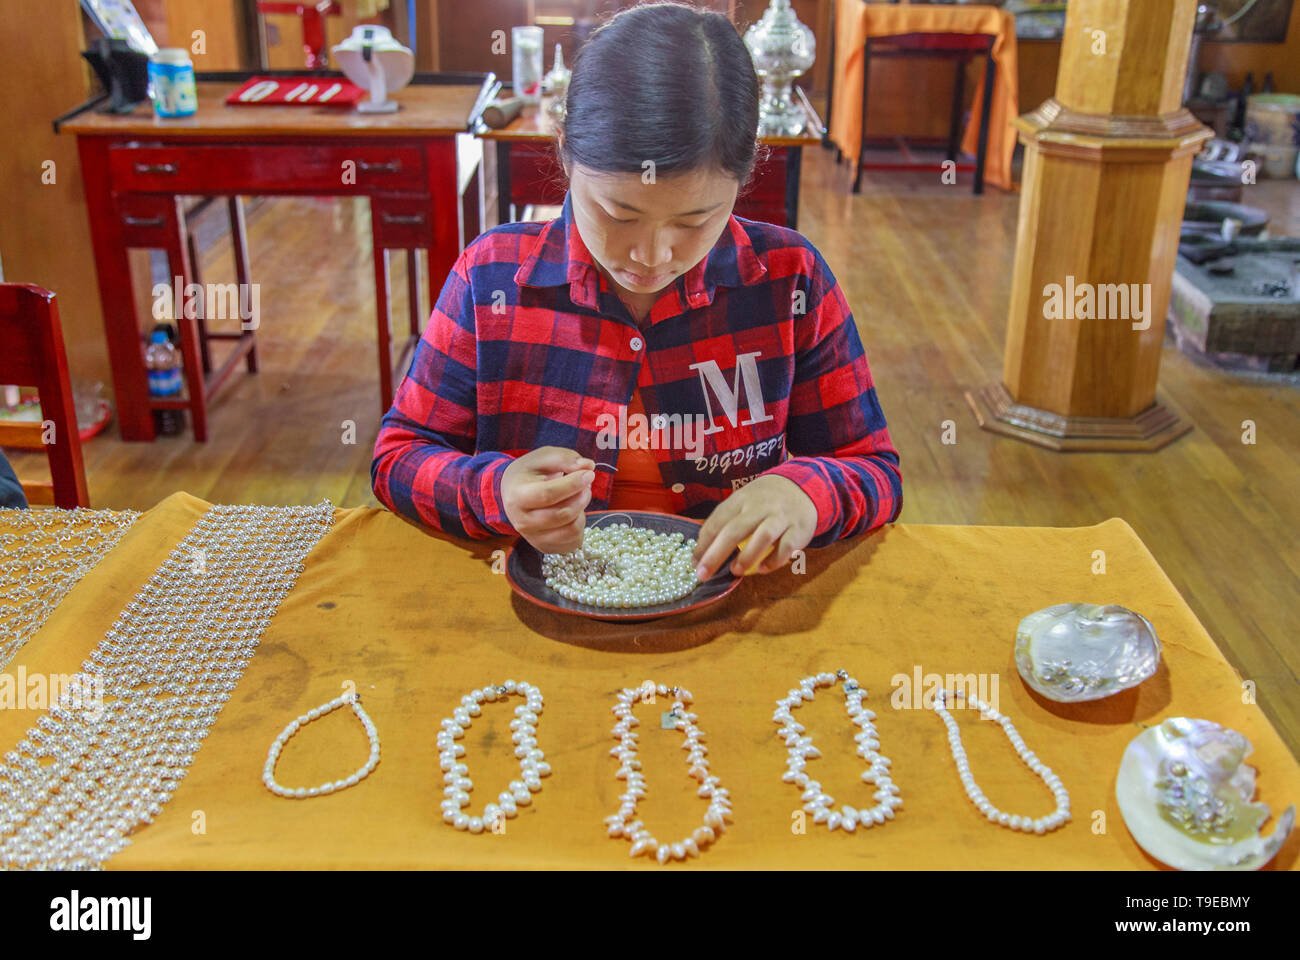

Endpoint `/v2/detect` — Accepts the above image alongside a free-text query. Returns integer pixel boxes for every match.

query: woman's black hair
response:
[556,1,769,196]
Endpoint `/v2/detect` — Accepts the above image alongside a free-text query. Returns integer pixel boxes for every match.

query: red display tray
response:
[224,77,366,108]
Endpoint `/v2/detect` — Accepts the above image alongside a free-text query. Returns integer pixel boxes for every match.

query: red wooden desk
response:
[477,90,825,230]
[63,77,491,442]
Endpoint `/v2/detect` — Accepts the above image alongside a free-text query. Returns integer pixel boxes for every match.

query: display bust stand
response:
[966,0,1212,452]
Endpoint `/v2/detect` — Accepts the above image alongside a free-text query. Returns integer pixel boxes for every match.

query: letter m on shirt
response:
[690,352,774,436]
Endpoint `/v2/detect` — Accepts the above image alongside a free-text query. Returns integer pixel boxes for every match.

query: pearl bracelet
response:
[605,683,732,863]
[933,689,1071,834]
[263,692,380,798]
[438,680,550,834]
[777,670,902,831]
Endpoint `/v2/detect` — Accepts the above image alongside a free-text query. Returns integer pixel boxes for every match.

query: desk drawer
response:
[109,143,427,194]
[114,193,181,246]
[371,194,434,248]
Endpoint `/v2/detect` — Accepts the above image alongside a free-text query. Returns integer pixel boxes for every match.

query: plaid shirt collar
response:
[513,191,769,314]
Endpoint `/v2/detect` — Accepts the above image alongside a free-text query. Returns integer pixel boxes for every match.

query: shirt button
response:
[671,483,685,494]
[629,336,643,352]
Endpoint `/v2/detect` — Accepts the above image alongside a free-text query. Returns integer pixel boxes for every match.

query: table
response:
[827,1,1020,193]
[853,32,998,195]
[4,493,1296,869]
[62,76,492,442]
[476,91,825,231]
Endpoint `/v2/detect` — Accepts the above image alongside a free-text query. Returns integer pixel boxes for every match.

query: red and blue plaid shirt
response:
[371,191,902,548]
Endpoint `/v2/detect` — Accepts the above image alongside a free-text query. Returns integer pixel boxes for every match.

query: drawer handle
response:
[123,215,166,227]
[358,159,402,173]
[134,162,178,175]
[381,212,425,225]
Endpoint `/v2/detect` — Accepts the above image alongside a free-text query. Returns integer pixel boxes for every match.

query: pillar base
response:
[964,383,1192,452]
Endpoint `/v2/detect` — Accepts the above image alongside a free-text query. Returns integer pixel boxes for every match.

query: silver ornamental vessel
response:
[744,0,816,136]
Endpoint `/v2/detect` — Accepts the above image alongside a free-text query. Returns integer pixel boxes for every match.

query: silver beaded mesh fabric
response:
[0,501,335,870]
[0,506,142,671]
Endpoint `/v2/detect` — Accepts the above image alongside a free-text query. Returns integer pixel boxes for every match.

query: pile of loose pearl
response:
[438,680,550,834]
[933,689,1070,834]
[776,670,902,831]
[605,683,732,863]
[542,522,700,608]
[263,692,380,798]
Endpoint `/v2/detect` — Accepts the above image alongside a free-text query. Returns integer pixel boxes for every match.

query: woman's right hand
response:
[501,446,597,555]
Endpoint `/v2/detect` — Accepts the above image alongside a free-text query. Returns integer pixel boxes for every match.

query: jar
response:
[148,48,197,118]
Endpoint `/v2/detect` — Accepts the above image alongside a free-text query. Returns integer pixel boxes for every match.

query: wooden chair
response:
[0,285,89,508]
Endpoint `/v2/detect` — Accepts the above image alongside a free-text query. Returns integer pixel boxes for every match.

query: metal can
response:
[148,48,197,118]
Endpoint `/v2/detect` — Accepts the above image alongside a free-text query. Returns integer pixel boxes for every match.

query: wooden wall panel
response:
[164,0,246,69]
[0,1,110,391]
[1199,9,1300,92]
[436,0,526,75]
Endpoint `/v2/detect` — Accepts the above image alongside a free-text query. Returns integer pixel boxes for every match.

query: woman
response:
[372,1,900,583]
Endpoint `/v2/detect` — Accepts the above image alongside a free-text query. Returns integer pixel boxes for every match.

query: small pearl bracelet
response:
[263,692,380,798]
[776,670,902,831]
[605,683,732,863]
[933,689,1070,834]
[438,680,550,834]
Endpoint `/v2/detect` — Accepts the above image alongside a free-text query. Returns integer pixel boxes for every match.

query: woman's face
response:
[565,161,740,300]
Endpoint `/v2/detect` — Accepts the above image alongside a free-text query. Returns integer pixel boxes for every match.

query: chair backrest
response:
[0,284,89,508]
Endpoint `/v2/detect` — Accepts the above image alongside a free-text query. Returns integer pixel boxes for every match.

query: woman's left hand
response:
[692,473,819,581]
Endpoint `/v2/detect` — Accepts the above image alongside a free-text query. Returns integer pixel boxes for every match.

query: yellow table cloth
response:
[828,0,1020,192]
[3,491,1296,869]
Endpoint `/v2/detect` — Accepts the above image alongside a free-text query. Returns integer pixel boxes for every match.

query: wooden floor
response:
[9,144,1300,757]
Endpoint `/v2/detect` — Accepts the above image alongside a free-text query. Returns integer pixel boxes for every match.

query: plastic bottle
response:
[146,328,184,436]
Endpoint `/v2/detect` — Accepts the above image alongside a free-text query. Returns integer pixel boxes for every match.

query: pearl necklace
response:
[438,680,549,834]
[776,670,902,831]
[605,683,732,863]
[0,501,334,870]
[542,518,699,608]
[263,692,379,798]
[932,689,1071,834]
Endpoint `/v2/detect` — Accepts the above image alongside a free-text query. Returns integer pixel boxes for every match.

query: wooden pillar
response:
[966,0,1212,451]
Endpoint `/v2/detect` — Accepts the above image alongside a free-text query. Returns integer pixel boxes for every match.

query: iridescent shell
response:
[1116,717,1295,871]
[1014,603,1160,702]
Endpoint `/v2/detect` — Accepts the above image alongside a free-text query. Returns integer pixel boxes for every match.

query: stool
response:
[853,32,997,196]
[184,196,258,378]
[115,194,260,442]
